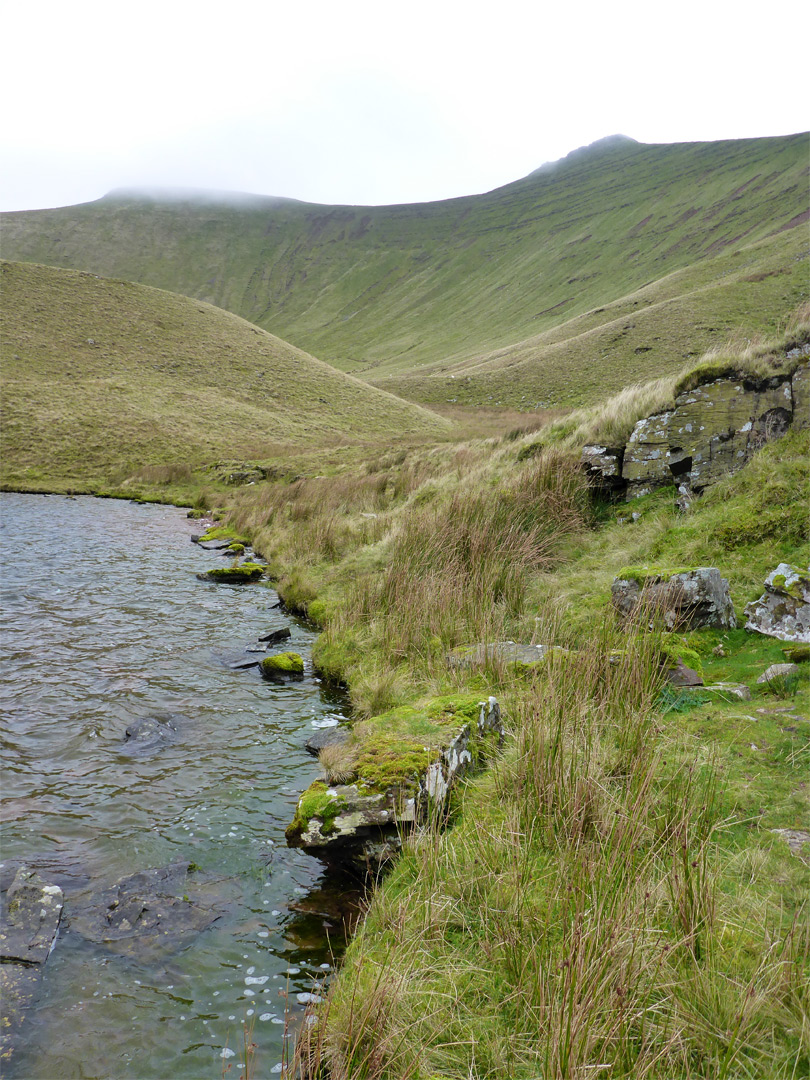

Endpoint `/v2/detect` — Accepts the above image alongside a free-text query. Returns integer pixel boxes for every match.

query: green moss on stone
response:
[261,651,305,678]
[200,562,265,583]
[355,734,439,793]
[616,565,693,585]
[198,525,250,545]
[285,781,347,842]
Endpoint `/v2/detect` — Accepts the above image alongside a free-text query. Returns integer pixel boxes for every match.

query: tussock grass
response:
[294,627,809,1079]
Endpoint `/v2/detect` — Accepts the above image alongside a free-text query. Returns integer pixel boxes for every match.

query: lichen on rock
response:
[612,566,736,630]
[744,563,810,643]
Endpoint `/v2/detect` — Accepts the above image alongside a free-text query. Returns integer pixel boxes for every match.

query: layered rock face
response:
[286,696,504,871]
[611,567,737,630]
[582,358,808,501]
[744,564,810,643]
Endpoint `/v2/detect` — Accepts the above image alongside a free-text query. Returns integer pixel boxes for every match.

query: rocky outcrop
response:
[0,867,63,1062]
[580,359,808,502]
[286,696,503,871]
[744,564,810,643]
[612,567,736,630]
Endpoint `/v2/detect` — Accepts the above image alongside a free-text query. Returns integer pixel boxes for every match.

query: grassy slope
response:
[0,261,448,489]
[197,335,808,1077]
[2,134,807,408]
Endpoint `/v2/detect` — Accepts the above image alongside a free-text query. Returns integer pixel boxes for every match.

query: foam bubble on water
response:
[258,931,269,938]
[246,1009,254,1017]
[245,976,268,985]
[286,967,301,975]
[271,1065,283,1074]
[244,989,255,997]
[320,963,331,970]
[246,966,255,975]
[271,1017,284,1024]
[229,1015,236,1021]
[271,910,281,916]
[220,1048,235,1059]
[259,1013,273,1022]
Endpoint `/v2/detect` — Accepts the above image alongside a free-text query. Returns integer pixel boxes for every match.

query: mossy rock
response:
[285,781,347,843]
[260,651,305,680]
[616,565,693,585]
[197,562,265,584]
[197,525,250,545]
[285,695,504,863]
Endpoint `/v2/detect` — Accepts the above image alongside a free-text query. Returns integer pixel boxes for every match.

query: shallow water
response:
[0,494,355,1078]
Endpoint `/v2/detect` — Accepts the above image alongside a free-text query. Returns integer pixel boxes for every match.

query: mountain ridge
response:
[3,132,807,409]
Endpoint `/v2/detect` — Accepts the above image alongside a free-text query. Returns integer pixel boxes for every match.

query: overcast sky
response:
[2,0,807,213]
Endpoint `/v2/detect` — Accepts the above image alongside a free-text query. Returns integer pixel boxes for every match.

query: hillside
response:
[0,261,448,489]
[2,134,807,409]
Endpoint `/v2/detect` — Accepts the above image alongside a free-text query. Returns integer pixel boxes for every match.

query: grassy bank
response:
[161,340,806,1077]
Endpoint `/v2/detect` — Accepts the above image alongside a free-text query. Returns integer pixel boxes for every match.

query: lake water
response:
[0,493,357,1079]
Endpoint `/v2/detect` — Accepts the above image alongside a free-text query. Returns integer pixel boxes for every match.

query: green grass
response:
[0,260,448,490]
[3,133,807,409]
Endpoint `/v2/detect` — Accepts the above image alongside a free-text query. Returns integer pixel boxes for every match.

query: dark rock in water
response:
[67,863,221,962]
[0,867,64,1063]
[122,714,182,755]
[259,627,292,645]
[305,727,350,756]
[228,657,261,670]
[190,535,233,550]
[1,867,63,965]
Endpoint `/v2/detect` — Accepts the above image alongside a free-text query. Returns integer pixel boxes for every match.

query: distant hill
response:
[2,133,807,409]
[0,261,448,487]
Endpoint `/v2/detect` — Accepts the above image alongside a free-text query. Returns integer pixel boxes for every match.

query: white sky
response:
[2,0,808,212]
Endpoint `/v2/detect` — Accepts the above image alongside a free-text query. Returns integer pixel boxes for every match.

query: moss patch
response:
[260,651,304,678]
[285,781,347,842]
[616,565,694,585]
[198,562,265,583]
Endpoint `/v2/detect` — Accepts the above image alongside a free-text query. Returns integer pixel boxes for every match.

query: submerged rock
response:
[260,652,305,681]
[0,867,63,1062]
[744,564,810,643]
[286,695,504,871]
[612,566,736,630]
[67,863,221,962]
[122,713,183,755]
